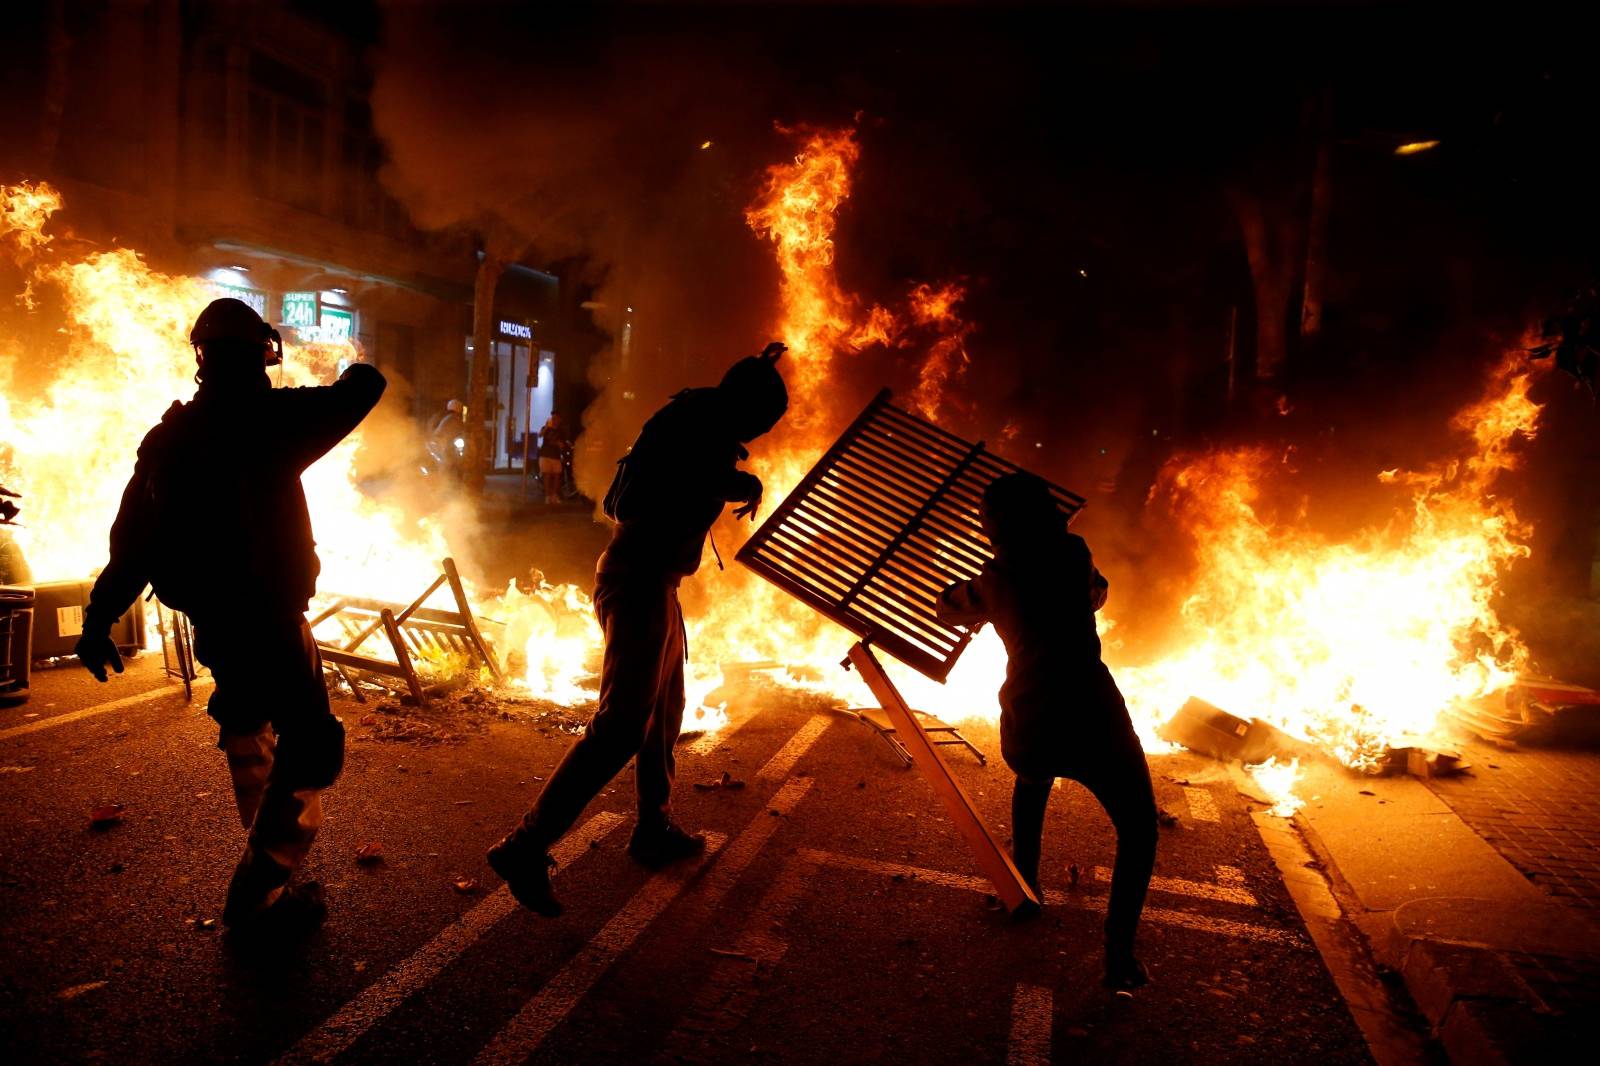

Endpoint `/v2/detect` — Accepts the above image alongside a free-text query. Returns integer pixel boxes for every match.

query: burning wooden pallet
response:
[738,388,1085,914]
[310,557,501,709]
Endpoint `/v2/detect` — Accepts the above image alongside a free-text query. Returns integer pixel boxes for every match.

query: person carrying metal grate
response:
[937,471,1158,991]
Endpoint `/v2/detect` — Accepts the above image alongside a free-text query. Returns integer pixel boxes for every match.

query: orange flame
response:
[0,180,599,704]
[0,181,62,254]
[1113,354,1542,768]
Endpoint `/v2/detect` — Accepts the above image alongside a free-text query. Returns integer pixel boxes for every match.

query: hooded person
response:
[936,472,1157,991]
[74,297,386,936]
[487,342,789,916]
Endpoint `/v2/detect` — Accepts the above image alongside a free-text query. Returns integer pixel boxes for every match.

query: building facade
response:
[7,0,582,467]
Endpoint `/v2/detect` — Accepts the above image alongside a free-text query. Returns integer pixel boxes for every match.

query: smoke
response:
[371,5,795,500]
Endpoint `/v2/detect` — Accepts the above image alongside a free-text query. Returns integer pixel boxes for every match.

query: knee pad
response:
[275,714,346,790]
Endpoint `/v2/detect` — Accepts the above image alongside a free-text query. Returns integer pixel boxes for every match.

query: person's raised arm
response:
[277,363,387,471]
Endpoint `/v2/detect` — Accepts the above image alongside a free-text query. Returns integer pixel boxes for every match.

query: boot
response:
[1104,944,1150,991]
[225,882,328,942]
[627,819,706,869]
[222,846,292,929]
[487,839,562,917]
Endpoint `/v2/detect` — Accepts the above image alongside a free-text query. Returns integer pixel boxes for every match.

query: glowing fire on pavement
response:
[2,120,1550,799]
[0,180,600,703]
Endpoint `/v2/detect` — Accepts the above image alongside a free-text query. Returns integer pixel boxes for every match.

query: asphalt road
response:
[1,655,1381,1065]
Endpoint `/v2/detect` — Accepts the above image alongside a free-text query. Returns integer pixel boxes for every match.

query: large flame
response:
[0,180,599,703]
[4,129,1549,789]
[698,125,1548,788]
[1113,355,1542,768]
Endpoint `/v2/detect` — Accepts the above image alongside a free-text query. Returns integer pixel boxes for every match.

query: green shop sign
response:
[281,291,319,330]
[212,283,267,317]
[319,307,354,341]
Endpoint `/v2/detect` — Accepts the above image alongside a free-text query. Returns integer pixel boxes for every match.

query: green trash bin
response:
[0,585,34,703]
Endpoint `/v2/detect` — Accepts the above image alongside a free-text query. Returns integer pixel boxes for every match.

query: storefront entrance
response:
[487,326,555,472]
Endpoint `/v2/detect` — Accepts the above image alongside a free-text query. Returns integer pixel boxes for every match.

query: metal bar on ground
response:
[847,642,1038,913]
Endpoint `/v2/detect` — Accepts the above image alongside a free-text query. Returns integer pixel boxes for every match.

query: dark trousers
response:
[194,618,343,907]
[1010,722,1157,953]
[507,573,686,852]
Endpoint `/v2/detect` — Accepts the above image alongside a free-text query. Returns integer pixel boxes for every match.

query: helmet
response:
[190,298,282,366]
[718,342,788,441]
[446,399,463,413]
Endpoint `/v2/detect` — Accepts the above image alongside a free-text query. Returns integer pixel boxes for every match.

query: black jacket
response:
[937,532,1125,775]
[599,388,762,579]
[85,363,386,629]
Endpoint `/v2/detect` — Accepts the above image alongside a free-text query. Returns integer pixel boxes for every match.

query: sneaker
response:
[1104,952,1150,991]
[487,840,562,917]
[226,882,328,941]
[627,820,706,869]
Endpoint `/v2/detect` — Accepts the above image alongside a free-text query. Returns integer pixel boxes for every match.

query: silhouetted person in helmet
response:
[75,297,386,937]
[488,342,789,915]
[937,473,1157,991]
[430,398,466,480]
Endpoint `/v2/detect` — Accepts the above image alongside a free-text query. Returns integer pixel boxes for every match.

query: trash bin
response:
[0,585,34,702]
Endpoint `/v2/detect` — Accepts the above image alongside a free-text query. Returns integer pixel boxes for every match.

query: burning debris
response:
[0,126,1578,822]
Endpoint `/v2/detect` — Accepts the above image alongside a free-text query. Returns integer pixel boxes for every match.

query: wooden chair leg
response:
[382,609,428,709]
[442,557,501,681]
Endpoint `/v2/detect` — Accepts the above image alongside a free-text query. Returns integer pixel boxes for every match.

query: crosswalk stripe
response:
[471,833,728,1065]
[755,714,829,782]
[278,812,625,1065]
[797,849,1304,946]
[1007,983,1053,1066]
[1183,786,1221,823]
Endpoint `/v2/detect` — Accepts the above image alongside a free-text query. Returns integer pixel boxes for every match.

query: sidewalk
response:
[1426,740,1600,912]
[1290,757,1600,1064]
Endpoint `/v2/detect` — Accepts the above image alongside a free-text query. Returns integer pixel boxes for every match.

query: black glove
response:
[76,629,124,683]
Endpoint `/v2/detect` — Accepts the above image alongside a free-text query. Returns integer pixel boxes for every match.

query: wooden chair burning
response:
[737,389,1085,914]
[308,557,501,709]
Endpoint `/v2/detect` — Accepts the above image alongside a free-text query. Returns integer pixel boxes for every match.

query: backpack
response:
[132,404,213,614]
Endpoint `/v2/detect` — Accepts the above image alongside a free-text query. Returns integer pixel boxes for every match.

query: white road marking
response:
[682,776,813,914]
[471,832,728,1066]
[278,812,625,1065]
[1007,983,1053,1066]
[1089,865,1256,905]
[1183,786,1221,823]
[0,678,213,742]
[754,714,830,782]
[658,850,825,1061]
[800,849,1303,946]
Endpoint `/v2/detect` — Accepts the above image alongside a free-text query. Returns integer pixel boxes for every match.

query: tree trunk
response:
[1300,89,1334,345]
[466,253,503,495]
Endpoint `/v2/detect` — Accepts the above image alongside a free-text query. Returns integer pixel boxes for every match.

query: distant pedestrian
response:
[487,343,788,916]
[936,472,1157,990]
[537,412,569,504]
[429,398,466,481]
[76,298,385,938]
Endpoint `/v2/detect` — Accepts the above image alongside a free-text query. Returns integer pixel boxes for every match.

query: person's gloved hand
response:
[733,482,764,522]
[76,629,124,683]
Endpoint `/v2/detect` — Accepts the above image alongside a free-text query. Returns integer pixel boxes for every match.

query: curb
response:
[1388,897,1600,1065]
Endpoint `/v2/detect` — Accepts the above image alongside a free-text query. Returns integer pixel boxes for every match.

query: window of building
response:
[245,51,325,213]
